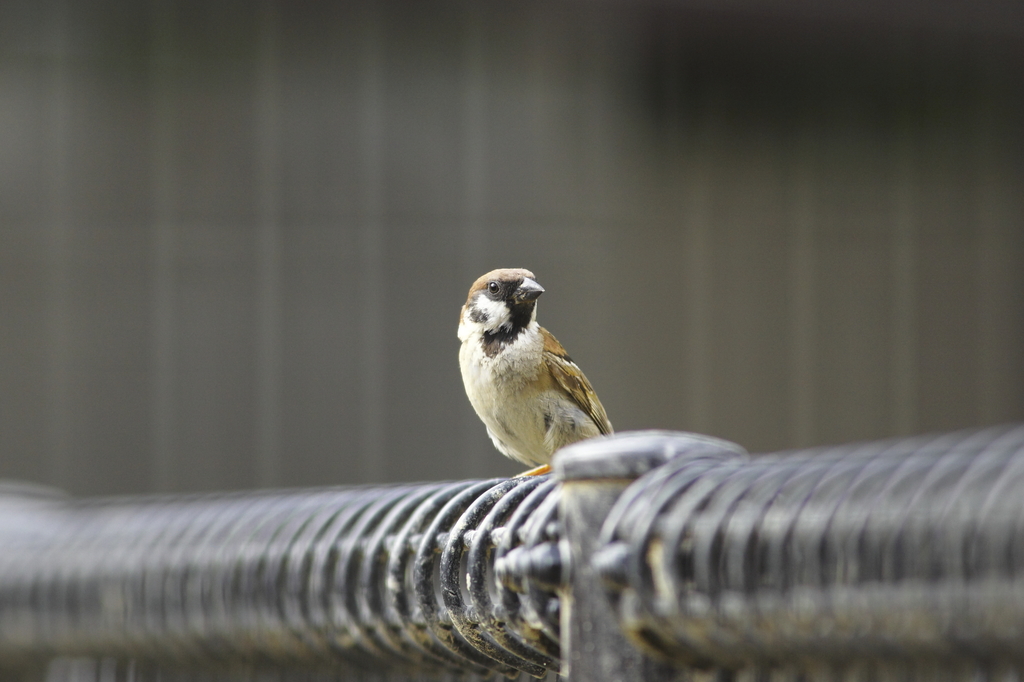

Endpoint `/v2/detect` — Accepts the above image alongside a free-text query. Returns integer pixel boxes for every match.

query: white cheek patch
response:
[471,295,512,332]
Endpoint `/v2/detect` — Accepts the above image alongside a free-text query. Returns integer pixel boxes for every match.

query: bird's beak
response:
[514,278,545,303]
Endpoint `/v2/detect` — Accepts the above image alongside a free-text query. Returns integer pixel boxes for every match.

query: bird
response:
[458,268,612,476]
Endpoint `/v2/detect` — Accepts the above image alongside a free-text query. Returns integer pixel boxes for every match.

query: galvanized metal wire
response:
[0,477,561,680]
[597,424,1024,669]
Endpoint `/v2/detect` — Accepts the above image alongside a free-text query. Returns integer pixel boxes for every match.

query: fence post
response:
[555,432,747,681]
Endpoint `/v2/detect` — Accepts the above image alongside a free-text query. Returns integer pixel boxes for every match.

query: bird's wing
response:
[540,327,613,435]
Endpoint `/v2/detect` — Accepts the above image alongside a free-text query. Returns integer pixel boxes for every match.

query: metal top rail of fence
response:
[2,424,1024,682]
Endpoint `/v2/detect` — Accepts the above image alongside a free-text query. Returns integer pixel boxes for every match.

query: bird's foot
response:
[515,463,552,477]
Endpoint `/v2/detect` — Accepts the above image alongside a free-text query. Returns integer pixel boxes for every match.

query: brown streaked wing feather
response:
[540,327,613,435]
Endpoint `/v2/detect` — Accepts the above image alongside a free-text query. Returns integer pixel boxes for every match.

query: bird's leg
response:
[516,463,551,477]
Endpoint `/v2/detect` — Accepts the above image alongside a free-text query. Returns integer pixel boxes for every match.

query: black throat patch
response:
[481,303,535,358]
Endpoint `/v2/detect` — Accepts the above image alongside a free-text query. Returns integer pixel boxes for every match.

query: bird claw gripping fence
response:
[4,425,1024,681]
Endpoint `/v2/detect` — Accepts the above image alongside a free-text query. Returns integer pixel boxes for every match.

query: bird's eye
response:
[487,281,500,295]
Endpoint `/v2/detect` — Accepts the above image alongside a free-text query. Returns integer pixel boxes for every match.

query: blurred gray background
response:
[1,0,1023,496]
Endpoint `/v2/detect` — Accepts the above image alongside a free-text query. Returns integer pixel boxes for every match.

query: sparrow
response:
[458,268,613,476]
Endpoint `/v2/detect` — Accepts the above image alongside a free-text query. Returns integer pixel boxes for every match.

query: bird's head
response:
[461,268,544,336]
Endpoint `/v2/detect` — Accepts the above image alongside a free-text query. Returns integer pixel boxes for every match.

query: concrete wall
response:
[1,0,1022,494]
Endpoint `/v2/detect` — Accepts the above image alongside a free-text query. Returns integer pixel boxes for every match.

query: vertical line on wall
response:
[529,5,554,224]
[46,0,72,491]
[459,1,489,475]
[359,2,386,483]
[150,0,177,492]
[255,0,282,487]
[583,12,613,224]
[583,9,615,303]
[577,10,617,436]
[973,49,1006,426]
[656,17,696,436]
[891,76,918,437]
[461,1,486,259]
[790,127,817,447]
[683,109,713,434]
